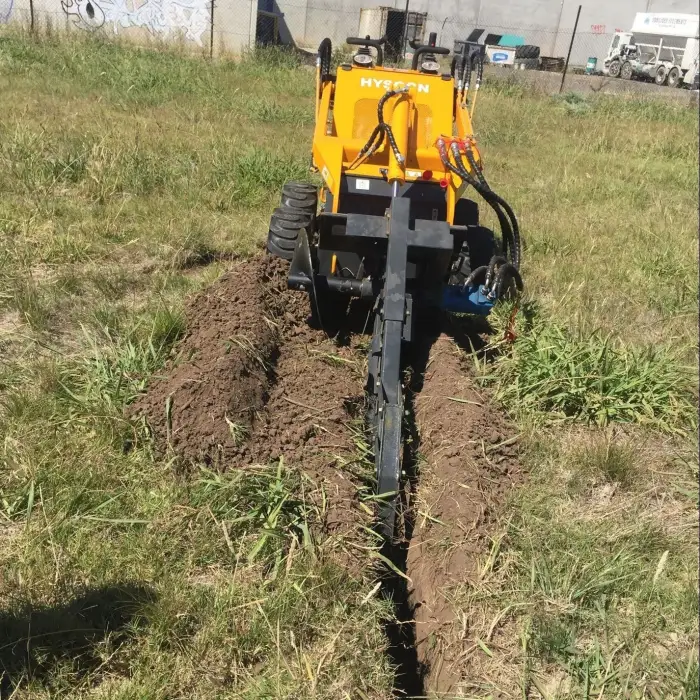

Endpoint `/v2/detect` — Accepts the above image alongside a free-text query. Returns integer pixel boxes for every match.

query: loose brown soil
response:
[133,254,524,694]
[407,335,522,695]
[131,255,370,545]
[133,256,288,466]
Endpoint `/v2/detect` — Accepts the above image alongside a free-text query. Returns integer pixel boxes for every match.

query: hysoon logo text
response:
[360,78,430,93]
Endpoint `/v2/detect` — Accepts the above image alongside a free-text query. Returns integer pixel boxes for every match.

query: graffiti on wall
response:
[0,0,13,24]
[62,0,106,29]
[61,0,211,46]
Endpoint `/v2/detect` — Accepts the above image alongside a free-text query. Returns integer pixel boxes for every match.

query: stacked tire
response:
[515,44,540,60]
[266,182,318,261]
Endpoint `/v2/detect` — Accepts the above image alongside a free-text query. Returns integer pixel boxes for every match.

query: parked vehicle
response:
[602,12,699,88]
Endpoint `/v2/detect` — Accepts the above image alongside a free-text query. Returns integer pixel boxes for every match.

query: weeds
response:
[55,307,185,442]
[566,433,638,493]
[484,310,697,432]
[245,96,313,127]
[232,149,310,205]
[190,459,316,568]
[8,278,51,331]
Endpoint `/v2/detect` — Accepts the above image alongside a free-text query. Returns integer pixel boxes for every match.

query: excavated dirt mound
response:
[406,335,522,695]
[131,255,369,542]
[133,254,524,692]
[133,256,291,466]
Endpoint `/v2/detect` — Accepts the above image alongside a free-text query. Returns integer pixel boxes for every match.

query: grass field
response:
[0,32,697,699]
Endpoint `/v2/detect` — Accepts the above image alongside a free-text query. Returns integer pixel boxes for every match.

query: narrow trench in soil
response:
[377,319,443,698]
[380,426,423,696]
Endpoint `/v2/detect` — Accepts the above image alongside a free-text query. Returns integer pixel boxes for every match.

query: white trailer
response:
[602,13,699,88]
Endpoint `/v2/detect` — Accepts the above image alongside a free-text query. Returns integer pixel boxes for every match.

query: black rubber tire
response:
[267,183,318,262]
[654,65,668,86]
[266,206,312,261]
[454,198,479,227]
[266,235,295,261]
[620,61,633,80]
[667,67,681,88]
[268,207,311,241]
[608,60,621,78]
[515,44,540,59]
[281,182,317,213]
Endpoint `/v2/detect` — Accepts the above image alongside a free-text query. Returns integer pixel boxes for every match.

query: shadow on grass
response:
[0,583,156,697]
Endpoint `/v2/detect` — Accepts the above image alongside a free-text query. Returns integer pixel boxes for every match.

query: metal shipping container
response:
[359,6,426,61]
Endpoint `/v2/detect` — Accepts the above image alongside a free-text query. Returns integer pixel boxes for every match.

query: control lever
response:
[346,35,386,67]
[410,32,450,71]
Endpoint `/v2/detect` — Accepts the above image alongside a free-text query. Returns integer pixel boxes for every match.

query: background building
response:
[2,0,697,62]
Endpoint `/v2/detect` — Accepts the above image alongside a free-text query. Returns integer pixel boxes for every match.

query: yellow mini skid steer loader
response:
[266,32,523,540]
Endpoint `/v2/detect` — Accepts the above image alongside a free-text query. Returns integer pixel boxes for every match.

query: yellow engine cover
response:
[312,62,478,222]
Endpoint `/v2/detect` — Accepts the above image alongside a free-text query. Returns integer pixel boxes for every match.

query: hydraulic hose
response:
[484,255,507,289]
[459,142,521,271]
[451,55,460,84]
[489,261,524,301]
[438,139,524,300]
[349,88,407,171]
[316,38,333,121]
[475,51,484,88]
[447,141,515,266]
[462,140,489,190]
[437,138,468,181]
[485,190,521,270]
[377,89,407,165]
[462,54,473,104]
[462,265,488,288]
[470,53,484,115]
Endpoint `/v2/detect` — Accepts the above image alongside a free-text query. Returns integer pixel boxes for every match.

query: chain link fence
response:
[0,0,661,79]
[265,2,616,72]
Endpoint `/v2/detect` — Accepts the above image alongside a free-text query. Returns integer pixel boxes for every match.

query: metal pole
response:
[209,0,215,59]
[559,4,581,94]
[551,0,564,56]
[401,0,410,63]
[29,0,35,32]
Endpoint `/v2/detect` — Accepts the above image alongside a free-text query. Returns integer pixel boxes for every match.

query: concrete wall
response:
[1,0,696,62]
[275,0,700,64]
[0,0,258,55]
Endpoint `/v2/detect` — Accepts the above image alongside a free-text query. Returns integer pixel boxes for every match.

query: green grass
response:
[0,30,697,699]
[509,430,698,699]
[482,304,697,432]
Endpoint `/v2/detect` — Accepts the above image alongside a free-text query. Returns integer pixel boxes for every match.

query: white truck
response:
[602,13,699,88]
